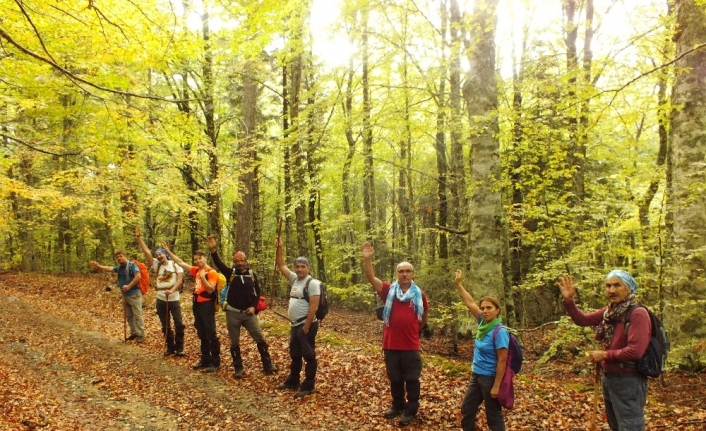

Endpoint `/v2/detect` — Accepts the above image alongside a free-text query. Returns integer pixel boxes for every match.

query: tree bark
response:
[462,0,512,318]
[669,0,706,339]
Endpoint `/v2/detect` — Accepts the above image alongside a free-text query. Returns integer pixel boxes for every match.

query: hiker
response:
[136,227,185,356]
[274,238,320,397]
[556,271,650,431]
[454,269,508,431]
[207,235,278,378]
[90,252,145,343]
[162,242,221,372]
[362,241,428,427]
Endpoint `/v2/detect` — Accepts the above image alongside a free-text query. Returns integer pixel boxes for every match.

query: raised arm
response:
[275,238,292,279]
[161,242,191,272]
[362,241,383,294]
[135,226,153,264]
[207,235,230,274]
[454,269,481,320]
[90,261,114,274]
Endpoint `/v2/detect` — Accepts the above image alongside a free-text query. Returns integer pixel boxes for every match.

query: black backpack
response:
[301,277,329,321]
[624,304,670,378]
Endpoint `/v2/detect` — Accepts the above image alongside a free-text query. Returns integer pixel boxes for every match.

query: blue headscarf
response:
[606,269,637,293]
[155,248,171,260]
[382,281,424,326]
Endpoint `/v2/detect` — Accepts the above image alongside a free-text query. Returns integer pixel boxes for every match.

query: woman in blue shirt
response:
[454,269,508,431]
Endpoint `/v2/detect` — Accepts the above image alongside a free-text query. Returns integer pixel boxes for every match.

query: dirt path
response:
[0,292,310,431]
[1,272,704,431]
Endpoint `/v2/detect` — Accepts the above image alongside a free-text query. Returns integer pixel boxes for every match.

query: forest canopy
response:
[1,0,706,370]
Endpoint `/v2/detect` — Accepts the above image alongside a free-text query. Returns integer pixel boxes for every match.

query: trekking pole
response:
[122,293,127,343]
[591,363,599,431]
[269,217,283,310]
[164,294,170,354]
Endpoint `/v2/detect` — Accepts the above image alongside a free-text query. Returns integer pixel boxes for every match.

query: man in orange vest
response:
[163,243,221,372]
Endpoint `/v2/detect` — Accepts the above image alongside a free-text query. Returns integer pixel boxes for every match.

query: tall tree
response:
[669,0,706,342]
[462,0,511,315]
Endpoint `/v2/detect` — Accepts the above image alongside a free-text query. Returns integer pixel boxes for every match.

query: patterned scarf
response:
[382,281,424,327]
[476,316,502,340]
[595,293,638,348]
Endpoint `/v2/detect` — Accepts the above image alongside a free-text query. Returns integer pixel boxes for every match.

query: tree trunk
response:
[362,8,376,241]
[669,0,706,340]
[201,11,222,243]
[462,0,511,314]
[448,0,467,260]
[235,62,258,255]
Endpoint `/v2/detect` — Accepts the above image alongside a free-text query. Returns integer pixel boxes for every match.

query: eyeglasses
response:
[397,269,413,274]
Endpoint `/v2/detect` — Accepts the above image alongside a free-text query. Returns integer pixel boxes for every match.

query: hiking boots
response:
[175,350,186,357]
[398,415,416,426]
[234,368,244,379]
[263,362,279,374]
[192,361,210,370]
[277,381,299,390]
[204,365,220,373]
[164,349,175,357]
[295,388,313,398]
[383,409,402,419]
[125,334,138,341]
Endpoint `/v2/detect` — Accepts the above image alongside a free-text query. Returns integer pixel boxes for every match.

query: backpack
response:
[493,325,523,409]
[132,260,150,295]
[624,304,670,378]
[214,272,227,307]
[493,325,523,374]
[297,277,329,321]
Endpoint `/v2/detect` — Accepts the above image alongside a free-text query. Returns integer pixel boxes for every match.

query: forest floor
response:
[0,272,704,431]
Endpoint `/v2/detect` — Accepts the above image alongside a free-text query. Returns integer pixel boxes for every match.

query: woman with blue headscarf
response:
[556,270,651,431]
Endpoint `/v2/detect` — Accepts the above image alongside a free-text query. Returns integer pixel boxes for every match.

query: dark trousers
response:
[193,301,220,366]
[285,322,318,391]
[156,298,185,352]
[461,373,505,431]
[383,349,422,417]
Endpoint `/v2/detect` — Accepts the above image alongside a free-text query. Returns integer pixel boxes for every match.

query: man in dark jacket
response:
[207,235,278,379]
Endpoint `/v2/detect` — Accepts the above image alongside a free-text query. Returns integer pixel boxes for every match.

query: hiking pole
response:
[269,217,283,310]
[591,363,599,431]
[164,294,170,355]
[122,293,127,343]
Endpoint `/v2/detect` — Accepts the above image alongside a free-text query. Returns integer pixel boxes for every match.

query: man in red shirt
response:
[363,241,428,427]
[163,243,221,372]
[557,270,650,431]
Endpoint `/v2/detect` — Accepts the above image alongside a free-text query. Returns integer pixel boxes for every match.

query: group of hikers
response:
[90,230,651,431]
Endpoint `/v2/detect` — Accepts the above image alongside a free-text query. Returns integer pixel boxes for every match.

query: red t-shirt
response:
[379,282,429,350]
[189,266,218,303]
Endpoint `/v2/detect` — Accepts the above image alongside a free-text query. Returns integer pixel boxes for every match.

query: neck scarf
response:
[476,316,502,340]
[595,293,638,348]
[382,280,424,327]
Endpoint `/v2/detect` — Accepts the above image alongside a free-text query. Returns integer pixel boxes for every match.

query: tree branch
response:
[0,28,192,103]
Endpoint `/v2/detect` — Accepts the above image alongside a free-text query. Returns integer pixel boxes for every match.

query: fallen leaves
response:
[0,272,703,430]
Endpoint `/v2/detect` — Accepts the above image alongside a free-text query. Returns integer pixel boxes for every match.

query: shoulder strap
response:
[303,276,313,301]
[492,324,503,348]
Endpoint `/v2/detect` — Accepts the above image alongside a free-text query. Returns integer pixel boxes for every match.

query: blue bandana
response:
[606,269,637,293]
[382,281,424,326]
[155,248,171,260]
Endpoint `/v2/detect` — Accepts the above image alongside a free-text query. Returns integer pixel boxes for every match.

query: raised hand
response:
[362,241,374,260]
[207,235,217,251]
[556,275,577,301]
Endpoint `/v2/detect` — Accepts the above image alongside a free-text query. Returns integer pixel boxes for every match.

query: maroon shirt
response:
[379,282,429,351]
[564,300,651,373]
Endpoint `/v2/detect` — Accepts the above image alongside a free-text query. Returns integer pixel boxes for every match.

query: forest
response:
[1,0,706,374]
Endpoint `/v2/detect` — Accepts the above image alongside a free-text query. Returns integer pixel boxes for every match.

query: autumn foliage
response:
[0,273,704,430]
